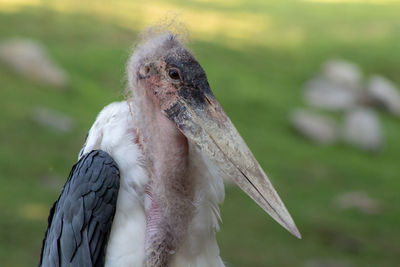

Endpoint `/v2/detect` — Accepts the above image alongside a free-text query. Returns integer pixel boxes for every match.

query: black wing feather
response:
[39,150,120,267]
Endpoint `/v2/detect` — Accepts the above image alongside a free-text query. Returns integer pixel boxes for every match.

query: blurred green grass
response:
[1,0,400,266]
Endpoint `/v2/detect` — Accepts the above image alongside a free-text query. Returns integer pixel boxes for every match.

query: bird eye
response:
[168,68,181,81]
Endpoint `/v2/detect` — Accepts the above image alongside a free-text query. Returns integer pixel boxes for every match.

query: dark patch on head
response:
[164,48,215,108]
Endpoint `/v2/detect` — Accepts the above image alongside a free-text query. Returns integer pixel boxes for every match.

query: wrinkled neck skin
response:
[132,86,194,266]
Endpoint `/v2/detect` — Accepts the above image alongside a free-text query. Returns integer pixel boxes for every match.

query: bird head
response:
[128,32,301,239]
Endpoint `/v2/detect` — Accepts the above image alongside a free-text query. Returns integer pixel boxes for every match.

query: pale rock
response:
[0,38,68,87]
[304,76,359,111]
[366,75,400,117]
[342,108,383,151]
[323,59,362,89]
[334,191,380,215]
[32,107,76,133]
[290,109,339,144]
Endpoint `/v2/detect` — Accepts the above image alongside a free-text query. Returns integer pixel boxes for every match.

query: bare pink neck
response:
[135,93,194,266]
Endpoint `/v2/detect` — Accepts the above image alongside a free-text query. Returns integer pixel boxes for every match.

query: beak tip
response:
[273,207,302,239]
[276,217,301,239]
[283,216,302,239]
[290,225,302,239]
[281,215,301,239]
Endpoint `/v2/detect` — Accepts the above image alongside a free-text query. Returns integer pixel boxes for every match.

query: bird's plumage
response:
[39,150,120,267]
[40,30,299,267]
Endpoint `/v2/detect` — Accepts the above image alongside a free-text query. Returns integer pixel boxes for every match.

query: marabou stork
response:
[39,32,300,267]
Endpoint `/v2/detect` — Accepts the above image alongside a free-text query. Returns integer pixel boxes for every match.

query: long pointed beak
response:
[164,89,301,239]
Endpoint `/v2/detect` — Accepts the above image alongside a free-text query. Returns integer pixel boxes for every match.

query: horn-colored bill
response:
[165,96,301,239]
